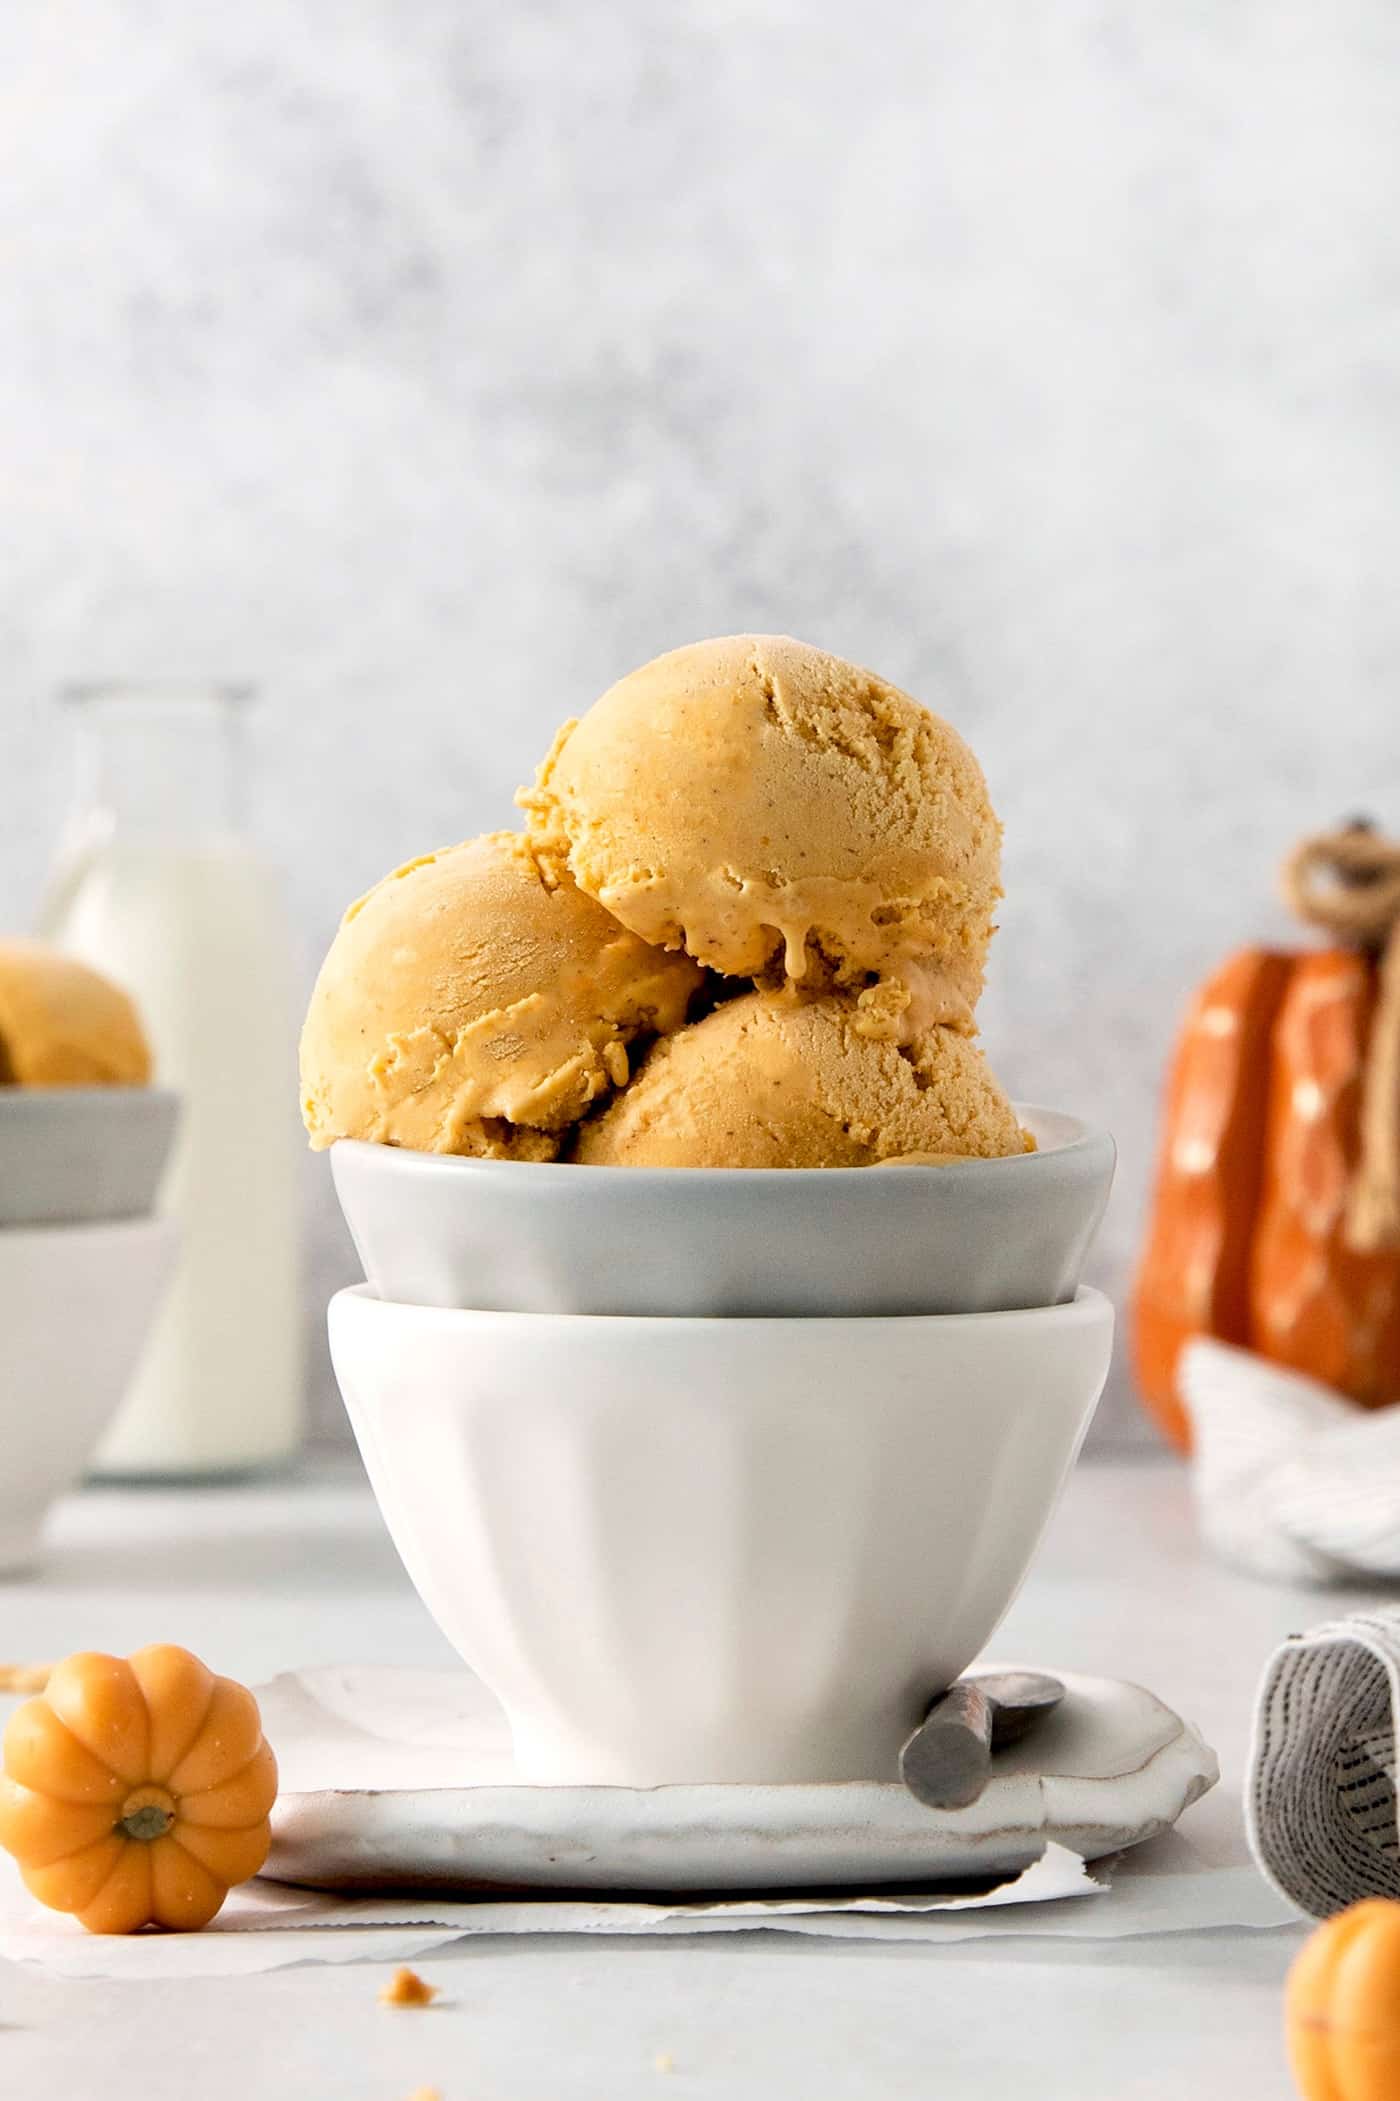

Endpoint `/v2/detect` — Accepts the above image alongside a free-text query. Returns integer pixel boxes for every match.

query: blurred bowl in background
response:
[0,1087,180,1226]
[330,1105,1115,1318]
[0,1215,178,1571]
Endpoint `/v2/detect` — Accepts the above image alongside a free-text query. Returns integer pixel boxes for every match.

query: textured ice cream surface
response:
[300,832,704,1156]
[575,991,1027,1169]
[0,939,151,1087]
[522,634,1001,1034]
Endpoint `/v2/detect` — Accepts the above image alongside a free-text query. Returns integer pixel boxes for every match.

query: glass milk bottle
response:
[40,684,303,1474]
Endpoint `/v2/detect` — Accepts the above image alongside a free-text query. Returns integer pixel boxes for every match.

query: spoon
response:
[899,1670,1066,1811]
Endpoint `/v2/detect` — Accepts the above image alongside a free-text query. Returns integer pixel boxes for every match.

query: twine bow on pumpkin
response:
[1281,824,1400,1253]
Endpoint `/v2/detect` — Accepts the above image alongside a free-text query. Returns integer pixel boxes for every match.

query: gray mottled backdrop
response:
[3,1,1399,1446]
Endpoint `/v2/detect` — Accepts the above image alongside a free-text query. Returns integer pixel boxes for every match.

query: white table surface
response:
[0,1452,1361,2100]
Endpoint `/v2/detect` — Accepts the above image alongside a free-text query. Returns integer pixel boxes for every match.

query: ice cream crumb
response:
[379,1967,439,2008]
[405,2089,442,2100]
[0,1663,51,1693]
[654,2051,676,2073]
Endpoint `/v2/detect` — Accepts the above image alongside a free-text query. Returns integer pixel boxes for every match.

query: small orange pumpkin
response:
[0,1645,277,1933]
[1134,827,1400,1452]
[1286,1900,1400,2100]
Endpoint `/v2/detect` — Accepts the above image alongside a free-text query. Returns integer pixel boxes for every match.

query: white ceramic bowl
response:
[331,1105,1115,1317]
[329,1285,1114,1786]
[0,1215,178,1571]
[0,1088,180,1227]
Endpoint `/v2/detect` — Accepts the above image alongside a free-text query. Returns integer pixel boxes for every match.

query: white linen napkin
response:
[1180,1337,1400,1582]
[1249,1607,1400,1918]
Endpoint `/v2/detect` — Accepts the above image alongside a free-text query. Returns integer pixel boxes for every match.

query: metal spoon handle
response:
[899,1681,995,1809]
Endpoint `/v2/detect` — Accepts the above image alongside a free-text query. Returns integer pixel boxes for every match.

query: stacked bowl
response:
[0,945,178,1572]
[327,1114,1115,1787]
[316,635,1117,1788]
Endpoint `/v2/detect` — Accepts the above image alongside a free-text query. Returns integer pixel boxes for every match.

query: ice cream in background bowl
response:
[0,938,151,1088]
[309,633,1116,1783]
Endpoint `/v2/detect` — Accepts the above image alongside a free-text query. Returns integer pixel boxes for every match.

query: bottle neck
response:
[64,686,250,845]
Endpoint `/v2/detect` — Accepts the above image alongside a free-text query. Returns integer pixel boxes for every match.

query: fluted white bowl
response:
[329,1286,1114,1786]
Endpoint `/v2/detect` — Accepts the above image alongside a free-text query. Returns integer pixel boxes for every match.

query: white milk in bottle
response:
[40,684,303,1473]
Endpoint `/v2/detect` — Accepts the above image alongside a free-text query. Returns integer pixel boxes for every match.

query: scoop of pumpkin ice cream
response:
[0,939,151,1086]
[522,635,1001,1037]
[575,992,1026,1169]
[300,833,704,1157]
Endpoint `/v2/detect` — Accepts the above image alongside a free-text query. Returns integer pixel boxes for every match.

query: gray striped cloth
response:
[1248,1611,1400,1918]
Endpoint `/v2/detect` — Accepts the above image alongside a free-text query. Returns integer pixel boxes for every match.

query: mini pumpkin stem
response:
[117,1788,176,1843]
[120,1805,173,1841]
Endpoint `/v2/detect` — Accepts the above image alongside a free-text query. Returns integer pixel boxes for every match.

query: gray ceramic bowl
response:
[0,1088,180,1226]
[330,1105,1114,1318]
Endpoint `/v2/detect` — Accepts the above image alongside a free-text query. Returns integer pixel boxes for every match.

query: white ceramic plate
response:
[261,1665,1217,1894]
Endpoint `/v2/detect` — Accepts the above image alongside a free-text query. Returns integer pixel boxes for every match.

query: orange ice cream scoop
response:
[576,991,1026,1169]
[300,832,704,1158]
[0,939,150,1087]
[521,635,1002,1035]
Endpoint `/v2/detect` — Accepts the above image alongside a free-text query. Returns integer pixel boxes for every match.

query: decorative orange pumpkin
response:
[1134,827,1400,1451]
[1286,1900,1400,2100]
[0,1645,277,1933]
[1250,952,1400,1401]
